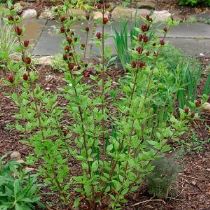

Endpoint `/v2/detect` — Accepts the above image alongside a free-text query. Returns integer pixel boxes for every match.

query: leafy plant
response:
[2,1,195,209]
[147,157,180,198]
[0,7,18,68]
[0,155,41,210]
[179,0,210,6]
[113,21,131,70]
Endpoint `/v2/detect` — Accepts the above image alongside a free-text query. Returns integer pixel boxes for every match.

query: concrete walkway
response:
[23,18,210,57]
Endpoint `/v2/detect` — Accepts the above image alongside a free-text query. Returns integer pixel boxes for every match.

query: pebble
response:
[10,151,21,160]
[22,9,37,19]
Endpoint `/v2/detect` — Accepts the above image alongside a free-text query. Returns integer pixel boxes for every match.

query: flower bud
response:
[160,39,165,46]
[15,26,22,36]
[103,17,109,24]
[96,32,102,39]
[60,16,66,22]
[7,74,14,83]
[136,47,143,54]
[23,57,31,65]
[141,24,150,32]
[23,73,29,81]
[195,99,201,107]
[23,40,29,48]
[68,63,75,70]
[60,26,65,33]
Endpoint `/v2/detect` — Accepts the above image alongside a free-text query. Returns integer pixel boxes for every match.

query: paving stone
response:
[31,20,210,57]
[23,18,47,45]
[166,37,210,56]
[167,22,210,39]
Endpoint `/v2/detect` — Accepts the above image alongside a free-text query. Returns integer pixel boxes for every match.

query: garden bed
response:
[0,1,210,210]
[0,61,209,209]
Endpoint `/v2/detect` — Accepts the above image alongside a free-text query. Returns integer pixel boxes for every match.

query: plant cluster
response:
[0,0,208,209]
[0,155,41,210]
[179,0,210,6]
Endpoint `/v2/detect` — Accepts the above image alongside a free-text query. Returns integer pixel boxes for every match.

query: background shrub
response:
[178,0,210,6]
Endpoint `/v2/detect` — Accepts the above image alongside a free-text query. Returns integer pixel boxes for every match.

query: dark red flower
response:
[83,68,93,78]
[68,63,75,70]
[136,47,143,54]
[7,74,14,83]
[131,61,137,68]
[63,54,68,60]
[8,16,14,21]
[195,99,201,107]
[23,40,29,48]
[138,34,143,42]
[143,35,149,43]
[67,37,72,44]
[23,73,29,81]
[136,61,146,68]
[141,24,150,32]
[60,16,66,22]
[64,46,71,51]
[184,107,189,114]
[96,3,102,9]
[23,57,31,65]
[146,15,153,22]
[96,32,102,39]
[103,17,109,24]
[160,39,165,46]
[60,26,65,33]
[15,26,22,36]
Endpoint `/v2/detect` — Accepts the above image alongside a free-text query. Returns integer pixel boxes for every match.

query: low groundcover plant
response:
[1,0,205,209]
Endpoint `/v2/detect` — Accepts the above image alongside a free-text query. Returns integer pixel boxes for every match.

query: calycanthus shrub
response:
[2,1,197,209]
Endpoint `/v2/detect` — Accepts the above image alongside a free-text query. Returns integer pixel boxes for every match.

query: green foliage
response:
[113,21,131,70]
[0,8,18,67]
[2,1,202,209]
[147,157,180,198]
[179,0,210,6]
[52,54,68,72]
[0,155,41,210]
[113,21,204,109]
[203,71,210,95]
[158,45,202,108]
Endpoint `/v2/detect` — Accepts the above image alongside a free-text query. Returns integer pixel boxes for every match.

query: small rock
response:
[93,11,109,20]
[151,10,171,22]
[25,167,35,172]
[202,102,210,113]
[39,7,54,19]
[16,159,25,164]
[22,9,37,19]
[10,151,21,160]
[35,56,53,65]
[192,180,196,185]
